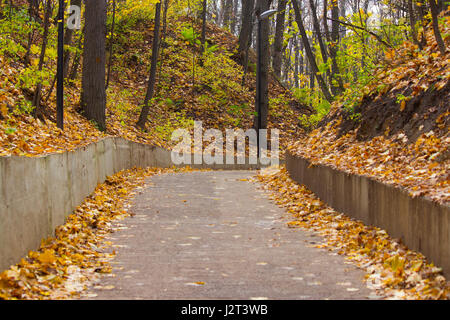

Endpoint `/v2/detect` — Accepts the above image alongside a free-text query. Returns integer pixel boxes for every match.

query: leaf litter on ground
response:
[255,167,450,300]
[0,166,196,300]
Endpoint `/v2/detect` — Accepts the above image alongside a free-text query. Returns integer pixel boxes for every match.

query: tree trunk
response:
[198,0,207,66]
[222,0,233,29]
[255,0,272,130]
[300,41,304,75]
[292,0,333,102]
[309,0,328,65]
[241,13,254,86]
[416,0,428,48]
[69,30,83,82]
[201,0,207,51]
[436,0,445,12]
[24,0,39,66]
[105,0,116,89]
[340,0,346,37]
[64,0,82,78]
[81,0,107,131]
[329,0,344,94]
[161,0,169,41]
[323,0,330,42]
[230,0,239,34]
[219,0,226,25]
[237,0,254,61]
[32,0,52,119]
[44,0,84,103]
[212,0,220,24]
[429,0,446,55]
[408,0,422,49]
[282,1,293,84]
[272,0,286,78]
[136,1,162,130]
[294,35,300,88]
[157,0,170,86]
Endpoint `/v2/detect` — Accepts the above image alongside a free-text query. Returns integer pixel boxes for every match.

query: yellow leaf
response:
[410,261,423,272]
[385,255,405,273]
[287,221,302,228]
[400,100,406,111]
[385,49,395,60]
[38,250,57,265]
[0,104,7,118]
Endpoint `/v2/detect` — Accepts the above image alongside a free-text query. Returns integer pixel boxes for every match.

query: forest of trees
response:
[0,0,447,130]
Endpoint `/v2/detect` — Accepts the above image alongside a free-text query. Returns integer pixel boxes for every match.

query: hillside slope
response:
[0,9,309,157]
[289,19,450,203]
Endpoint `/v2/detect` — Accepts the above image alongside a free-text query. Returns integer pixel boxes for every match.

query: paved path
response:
[86,171,377,300]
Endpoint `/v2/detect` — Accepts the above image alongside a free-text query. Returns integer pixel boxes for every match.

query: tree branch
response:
[326,17,394,49]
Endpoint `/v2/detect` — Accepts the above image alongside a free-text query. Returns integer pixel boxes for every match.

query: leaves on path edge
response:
[256,167,450,300]
[0,166,195,300]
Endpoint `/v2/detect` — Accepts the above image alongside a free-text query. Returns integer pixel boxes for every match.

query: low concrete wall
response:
[286,152,450,278]
[0,137,268,271]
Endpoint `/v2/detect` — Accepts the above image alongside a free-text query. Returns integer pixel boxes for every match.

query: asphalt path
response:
[85,171,377,300]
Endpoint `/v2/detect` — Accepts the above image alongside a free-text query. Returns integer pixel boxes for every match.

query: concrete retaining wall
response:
[0,137,266,271]
[286,152,450,278]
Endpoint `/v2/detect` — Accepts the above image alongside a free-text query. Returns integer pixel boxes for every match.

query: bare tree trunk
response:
[308,53,315,90]
[416,0,428,48]
[340,0,346,37]
[198,0,207,66]
[44,0,84,103]
[237,0,254,61]
[254,0,272,130]
[429,0,446,55]
[299,36,304,75]
[241,14,254,87]
[157,0,170,86]
[436,0,445,12]
[161,0,169,41]
[323,0,330,42]
[32,0,52,119]
[408,0,422,49]
[293,35,300,88]
[309,0,335,92]
[24,29,34,66]
[105,0,116,89]
[64,0,82,78]
[358,0,370,70]
[24,0,39,66]
[272,0,286,78]
[8,0,12,21]
[283,1,293,84]
[329,0,344,94]
[222,0,233,29]
[136,1,162,129]
[201,0,207,51]
[27,0,39,19]
[292,0,332,102]
[219,0,226,25]
[69,30,83,82]
[212,0,220,24]
[81,0,107,131]
[230,0,239,34]
[309,0,328,65]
